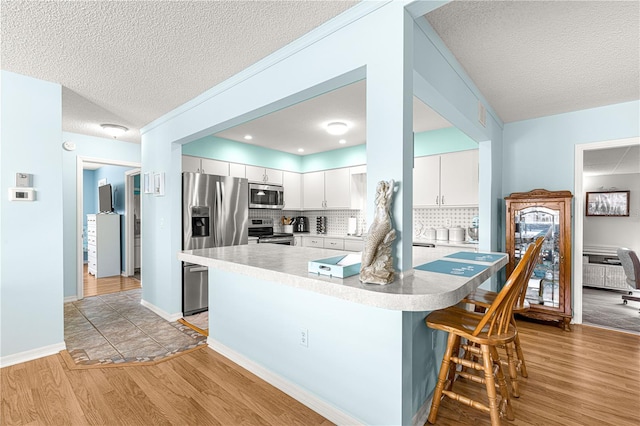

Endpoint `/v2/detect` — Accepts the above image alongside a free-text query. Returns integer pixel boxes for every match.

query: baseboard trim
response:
[64,295,78,303]
[208,338,362,426]
[0,342,66,369]
[140,299,182,322]
[412,394,433,426]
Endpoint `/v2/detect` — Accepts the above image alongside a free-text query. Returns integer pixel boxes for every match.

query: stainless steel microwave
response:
[248,183,284,209]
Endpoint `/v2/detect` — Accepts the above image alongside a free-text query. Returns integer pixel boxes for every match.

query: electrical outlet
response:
[300,328,309,347]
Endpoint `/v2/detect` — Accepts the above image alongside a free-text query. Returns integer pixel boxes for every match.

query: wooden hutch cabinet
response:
[505,189,573,331]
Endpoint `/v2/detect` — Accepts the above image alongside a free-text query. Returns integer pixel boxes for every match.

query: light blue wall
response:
[1,71,64,359]
[414,126,477,157]
[184,126,475,174]
[182,135,302,172]
[62,132,140,299]
[503,100,640,196]
[210,269,405,424]
[301,144,366,172]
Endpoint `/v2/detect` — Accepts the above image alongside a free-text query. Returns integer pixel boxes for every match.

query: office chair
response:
[616,248,640,311]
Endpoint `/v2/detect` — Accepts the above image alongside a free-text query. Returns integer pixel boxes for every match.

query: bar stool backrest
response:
[472,243,537,337]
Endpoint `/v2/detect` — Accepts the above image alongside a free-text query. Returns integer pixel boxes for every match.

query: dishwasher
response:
[182,264,208,316]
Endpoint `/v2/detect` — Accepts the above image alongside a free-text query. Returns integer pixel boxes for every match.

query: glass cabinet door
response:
[513,206,561,309]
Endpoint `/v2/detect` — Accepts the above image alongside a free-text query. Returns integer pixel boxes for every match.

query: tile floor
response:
[583,287,640,334]
[64,289,207,366]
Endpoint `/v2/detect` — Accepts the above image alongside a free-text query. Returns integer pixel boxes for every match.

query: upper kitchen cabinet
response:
[303,167,352,210]
[229,163,246,178]
[182,155,229,176]
[246,165,283,185]
[413,149,478,207]
[350,165,367,211]
[413,155,440,207]
[282,171,302,210]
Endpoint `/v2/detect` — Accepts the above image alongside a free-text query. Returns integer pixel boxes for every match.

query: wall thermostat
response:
[9,187,36,201]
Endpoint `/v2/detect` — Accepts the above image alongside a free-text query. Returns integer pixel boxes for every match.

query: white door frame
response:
[124,168,141,277]
[76,156,141,300]
[573,136,639,324]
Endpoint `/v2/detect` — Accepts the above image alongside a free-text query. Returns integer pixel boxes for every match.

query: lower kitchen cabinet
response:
[344,239,364,252]
[323,238,344,250]
[302,236,323,248]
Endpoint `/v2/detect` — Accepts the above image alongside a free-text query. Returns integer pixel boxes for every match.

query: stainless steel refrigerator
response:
[182,172,248,316]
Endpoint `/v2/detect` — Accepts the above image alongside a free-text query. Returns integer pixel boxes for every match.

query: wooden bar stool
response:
[461,237,544,397]
[425,243,536,425]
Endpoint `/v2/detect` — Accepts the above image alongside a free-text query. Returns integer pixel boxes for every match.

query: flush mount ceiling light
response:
[100,124,128,138]
[339,139,346,145]
[297,148,304,153]
[325,121,349,136]
[244,135,253,140]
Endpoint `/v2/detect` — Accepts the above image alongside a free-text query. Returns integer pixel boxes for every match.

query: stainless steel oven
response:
[249,183,284,209]
[248,218,294,245]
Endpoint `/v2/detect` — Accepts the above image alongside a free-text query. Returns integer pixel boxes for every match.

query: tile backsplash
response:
[413,207,478,230]
[250,206,478,237]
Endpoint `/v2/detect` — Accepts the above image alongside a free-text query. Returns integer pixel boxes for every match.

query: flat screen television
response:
[98,183,113,213]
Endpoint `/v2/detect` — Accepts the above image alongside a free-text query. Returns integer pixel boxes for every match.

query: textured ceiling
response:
[425,1,640,123]
[1,0,357,143]
[1,1,638,149]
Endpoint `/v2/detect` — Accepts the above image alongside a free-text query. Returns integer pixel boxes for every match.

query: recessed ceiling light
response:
[339,139,346,144]
[297,148,304,153]
[244,135,253,140]
[100,124,128,138]
[325,121,349,136]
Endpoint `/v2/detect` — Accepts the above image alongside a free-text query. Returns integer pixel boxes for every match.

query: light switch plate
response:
[15,173,32,187]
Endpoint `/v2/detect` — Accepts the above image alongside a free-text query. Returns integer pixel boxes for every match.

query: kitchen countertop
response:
[293,232,364,240]
[413,238,479,249]
[178,244,507,312]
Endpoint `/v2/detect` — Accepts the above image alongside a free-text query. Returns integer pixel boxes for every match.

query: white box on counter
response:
[308,253,361,278]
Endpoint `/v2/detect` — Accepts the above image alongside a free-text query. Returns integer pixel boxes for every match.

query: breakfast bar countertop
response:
[178,244,507,312]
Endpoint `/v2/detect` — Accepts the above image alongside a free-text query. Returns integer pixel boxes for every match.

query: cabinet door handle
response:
[441,195,445,205]
[435,196,439,205]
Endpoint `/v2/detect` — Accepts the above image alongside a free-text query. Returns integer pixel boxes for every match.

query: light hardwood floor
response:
[2,321,638,425]
[84,264,141,297]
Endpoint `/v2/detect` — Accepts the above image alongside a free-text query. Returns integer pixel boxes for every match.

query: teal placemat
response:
[415,260,488,277]
[445,252,505,263]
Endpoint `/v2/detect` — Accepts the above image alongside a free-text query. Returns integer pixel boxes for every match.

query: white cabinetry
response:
[303,167,352,209]
[583,262,627,289]
[282,171,302,210]
[303,171,325,209]
[413,155,440,207]
[87,214,121,278]
[413,150,478,207]
[323,238,344,250]
[350,166,367,211]
[182,155,229,176]
[343,239,363,252]
[229,163,246,178]
[302,236,324,248]
[246,165,283,185]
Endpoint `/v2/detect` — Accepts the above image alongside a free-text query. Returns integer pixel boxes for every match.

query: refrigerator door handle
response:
[187,266,208,273]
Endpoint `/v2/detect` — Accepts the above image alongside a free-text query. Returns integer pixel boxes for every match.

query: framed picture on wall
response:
[586,190,630,217]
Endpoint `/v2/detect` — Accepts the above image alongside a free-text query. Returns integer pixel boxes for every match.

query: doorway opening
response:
[76,156,141,300]
[573,137,639,333]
